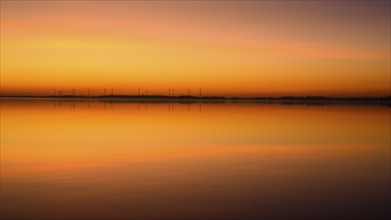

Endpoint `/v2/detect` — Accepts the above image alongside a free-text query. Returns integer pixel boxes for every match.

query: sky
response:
[1,0,390,97]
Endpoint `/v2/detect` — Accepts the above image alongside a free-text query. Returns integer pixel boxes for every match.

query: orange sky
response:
[1,1,390,97]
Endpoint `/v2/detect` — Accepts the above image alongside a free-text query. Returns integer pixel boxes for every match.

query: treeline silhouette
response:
[1,94,390,102]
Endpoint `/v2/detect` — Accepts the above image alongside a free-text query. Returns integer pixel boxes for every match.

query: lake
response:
[1,99,390,220]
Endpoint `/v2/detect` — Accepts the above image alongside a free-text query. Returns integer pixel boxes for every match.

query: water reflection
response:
[1,99,390,220]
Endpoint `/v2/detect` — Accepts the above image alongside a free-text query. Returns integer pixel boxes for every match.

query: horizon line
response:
[1,94,390,100]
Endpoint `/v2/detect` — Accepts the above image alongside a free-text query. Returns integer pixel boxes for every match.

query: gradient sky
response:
[1,0,390,97]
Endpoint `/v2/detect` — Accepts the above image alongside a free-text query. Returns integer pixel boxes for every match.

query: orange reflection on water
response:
[1,99,390,220]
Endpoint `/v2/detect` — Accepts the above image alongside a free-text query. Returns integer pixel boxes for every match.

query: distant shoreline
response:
[1,95,390,105]
[1,95,390,101]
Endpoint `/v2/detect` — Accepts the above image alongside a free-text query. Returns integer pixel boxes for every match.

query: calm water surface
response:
[1,99,390,220]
